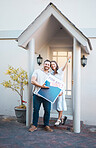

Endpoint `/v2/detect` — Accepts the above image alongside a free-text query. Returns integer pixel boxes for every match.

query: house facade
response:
[0,1,96,133]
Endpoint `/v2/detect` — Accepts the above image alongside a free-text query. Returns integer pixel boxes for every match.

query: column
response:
[73,38,81,133]
[26,39,35,126]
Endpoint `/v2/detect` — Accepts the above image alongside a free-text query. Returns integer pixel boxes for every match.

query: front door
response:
[50,48,73,118]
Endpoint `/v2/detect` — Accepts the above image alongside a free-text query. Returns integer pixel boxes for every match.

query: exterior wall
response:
[0,1,96,125]
[0,40,28,116]
[81,39,96,125]
[0,0,96,30]
[0,37,96,125]
[0,40,49,116]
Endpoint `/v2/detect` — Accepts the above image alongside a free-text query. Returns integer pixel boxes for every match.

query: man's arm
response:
[31,76,49,88]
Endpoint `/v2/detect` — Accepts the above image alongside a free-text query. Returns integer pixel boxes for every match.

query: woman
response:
[50,56,71,126]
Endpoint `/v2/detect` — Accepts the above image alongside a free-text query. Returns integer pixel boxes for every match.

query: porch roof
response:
[17,3,92,54]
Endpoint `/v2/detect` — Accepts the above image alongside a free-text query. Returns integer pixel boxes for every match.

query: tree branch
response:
[7,86,22,97]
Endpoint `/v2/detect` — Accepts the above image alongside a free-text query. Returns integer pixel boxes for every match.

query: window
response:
[52,51,72,96]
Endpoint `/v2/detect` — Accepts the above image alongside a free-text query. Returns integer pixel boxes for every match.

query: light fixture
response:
[81,55,87,67]
[37,54,43,66]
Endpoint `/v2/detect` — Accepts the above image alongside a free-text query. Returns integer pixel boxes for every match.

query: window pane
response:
[68,52,72,93]
[58,52,67,56]
[64,68,66,89]
[52,57,57,61]
[58,57,67,68]
[68,91,71,95]
[52,50,72,96]
[53,52,57,56]
[68,52,72,57]
[68,64,72,91]
[58,57,67,90]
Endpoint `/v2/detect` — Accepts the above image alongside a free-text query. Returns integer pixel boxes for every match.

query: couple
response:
[29,57,71,132]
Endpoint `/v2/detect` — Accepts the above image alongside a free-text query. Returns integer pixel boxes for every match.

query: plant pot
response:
[14,107,26,123]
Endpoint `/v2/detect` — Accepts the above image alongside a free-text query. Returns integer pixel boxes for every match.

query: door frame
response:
[49,47,73,116]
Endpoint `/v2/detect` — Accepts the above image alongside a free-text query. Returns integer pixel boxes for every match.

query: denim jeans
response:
[33,94,51,127]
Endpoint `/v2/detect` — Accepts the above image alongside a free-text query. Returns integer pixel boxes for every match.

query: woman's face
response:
[51,62,57,71]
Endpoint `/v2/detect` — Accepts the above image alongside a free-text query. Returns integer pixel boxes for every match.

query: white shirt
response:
[32,69,49,94]
[51,68,64,81]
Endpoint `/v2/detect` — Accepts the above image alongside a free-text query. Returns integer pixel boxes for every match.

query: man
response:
[29,59,53,132]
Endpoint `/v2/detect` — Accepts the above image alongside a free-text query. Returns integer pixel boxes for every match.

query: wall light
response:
[37,54,43,66]
[81,55,87,67]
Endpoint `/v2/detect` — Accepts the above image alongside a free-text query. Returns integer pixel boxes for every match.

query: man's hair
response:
[44,59,51,64]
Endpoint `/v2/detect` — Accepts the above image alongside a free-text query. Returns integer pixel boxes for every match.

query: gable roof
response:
[17,2,92,53]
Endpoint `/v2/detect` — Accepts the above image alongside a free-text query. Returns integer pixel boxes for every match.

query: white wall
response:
[0,38,96,125]
[0,40,28,115]
[0,40,49,116]
[0,0,96,31]
[81,39,96,125]
[0,0,96,125]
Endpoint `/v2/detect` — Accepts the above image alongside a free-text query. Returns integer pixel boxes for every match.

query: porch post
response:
[73,38,81,133]
[26,39,35,126]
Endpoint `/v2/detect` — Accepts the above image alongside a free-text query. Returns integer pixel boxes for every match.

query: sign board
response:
[37,74,64,103]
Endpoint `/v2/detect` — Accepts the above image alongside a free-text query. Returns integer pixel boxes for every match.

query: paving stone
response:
[0,116,96,148]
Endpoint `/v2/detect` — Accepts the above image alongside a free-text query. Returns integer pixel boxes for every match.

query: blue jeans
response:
[33,94,51,127]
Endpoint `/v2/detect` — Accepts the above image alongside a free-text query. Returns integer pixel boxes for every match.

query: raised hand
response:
[67,55,71,61]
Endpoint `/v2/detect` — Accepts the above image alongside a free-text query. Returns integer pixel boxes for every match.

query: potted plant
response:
[1,66,28,123]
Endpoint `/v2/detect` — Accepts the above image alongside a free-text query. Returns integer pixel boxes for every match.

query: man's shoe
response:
[54,119,61,126]
[28,125,37,132]
[44,126,53,132]
[62,116,67,125]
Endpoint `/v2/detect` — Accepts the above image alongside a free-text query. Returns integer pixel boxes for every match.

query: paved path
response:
[0,116,96,148]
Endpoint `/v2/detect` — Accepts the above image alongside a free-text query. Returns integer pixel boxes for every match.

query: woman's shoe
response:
[62,116,67,125]
[54,119,61,126]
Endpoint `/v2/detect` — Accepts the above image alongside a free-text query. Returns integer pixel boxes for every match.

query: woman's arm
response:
[62,56,71,71]
[59,91,63,96]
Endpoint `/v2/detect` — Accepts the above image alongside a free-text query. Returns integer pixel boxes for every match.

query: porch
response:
[0,115,96,148]
[17,3,92,133]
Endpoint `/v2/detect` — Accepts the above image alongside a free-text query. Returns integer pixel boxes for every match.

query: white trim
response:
[26,39,35,126]
[18,4,91,53]
[0,30,22,39]
[18,6,52,47]
[51,9,87,46]
[73,38,81,133]
[50,47,72,51]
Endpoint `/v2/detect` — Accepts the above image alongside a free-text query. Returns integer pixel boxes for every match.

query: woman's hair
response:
[51,61,59,72]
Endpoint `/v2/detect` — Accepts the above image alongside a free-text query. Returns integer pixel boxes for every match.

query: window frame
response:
[50,47,72,98]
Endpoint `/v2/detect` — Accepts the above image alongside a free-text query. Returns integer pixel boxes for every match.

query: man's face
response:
[43,61,50,71]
